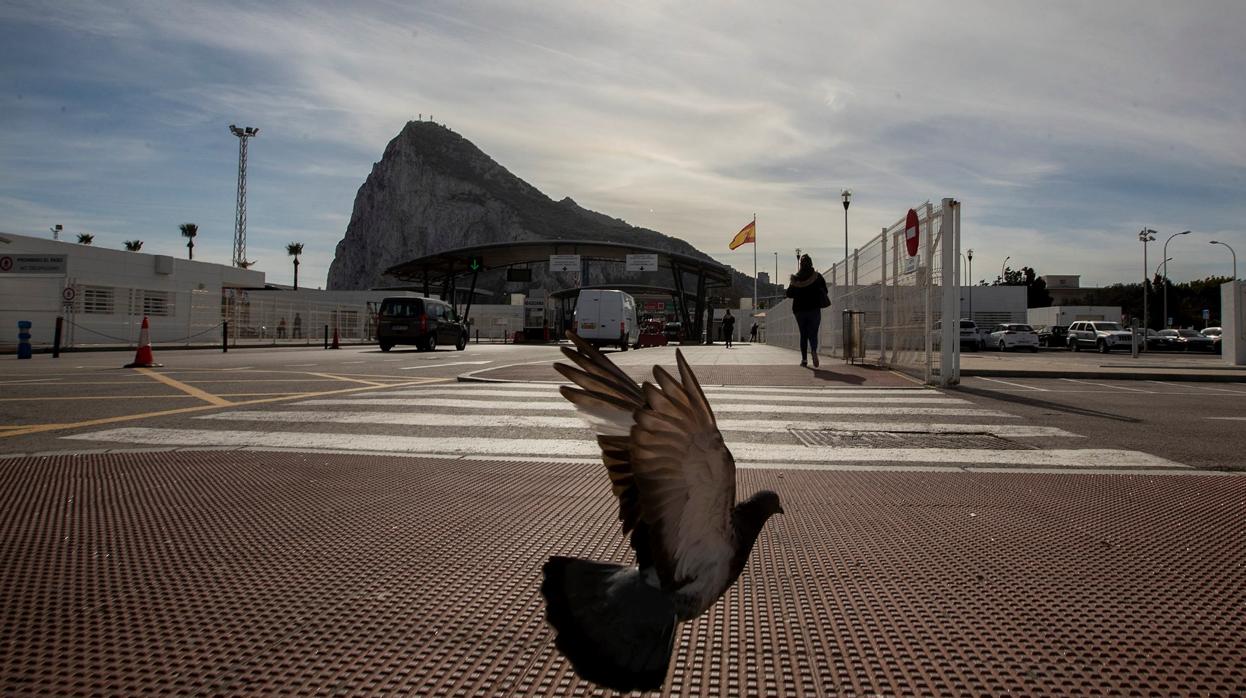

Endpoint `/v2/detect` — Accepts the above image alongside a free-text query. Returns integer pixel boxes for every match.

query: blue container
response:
[17,320,32,359]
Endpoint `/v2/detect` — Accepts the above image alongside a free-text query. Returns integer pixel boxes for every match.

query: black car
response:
[1036,325,1068,348]
[376,296,468,352]
[1154,328,1216,352]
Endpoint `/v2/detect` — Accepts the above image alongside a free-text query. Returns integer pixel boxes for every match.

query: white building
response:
[1,231,520,350]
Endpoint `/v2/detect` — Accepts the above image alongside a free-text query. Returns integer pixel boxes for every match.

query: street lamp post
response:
[1139,228,1156,331]
[967,249,974,323]
[1209,241,1237,281]
[1001,256,1010,282]
[50,224,62,241]
[1162,230,1190,328]
[841,189,852,266]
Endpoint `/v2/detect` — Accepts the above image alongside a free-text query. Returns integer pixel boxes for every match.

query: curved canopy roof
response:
[548,284,699,300]
[383,240,733,287]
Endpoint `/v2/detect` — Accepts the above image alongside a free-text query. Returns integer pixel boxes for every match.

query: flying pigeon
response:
[541,332,784,692]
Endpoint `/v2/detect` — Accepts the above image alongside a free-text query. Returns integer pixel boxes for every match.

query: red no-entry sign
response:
[905,209,920,257]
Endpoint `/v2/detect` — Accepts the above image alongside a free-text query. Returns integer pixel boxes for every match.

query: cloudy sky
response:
[3,1,1244,288]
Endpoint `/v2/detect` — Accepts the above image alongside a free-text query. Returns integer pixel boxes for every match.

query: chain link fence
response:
[765,199,962,385]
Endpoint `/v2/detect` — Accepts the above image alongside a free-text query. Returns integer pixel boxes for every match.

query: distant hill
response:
[326,121,778,302]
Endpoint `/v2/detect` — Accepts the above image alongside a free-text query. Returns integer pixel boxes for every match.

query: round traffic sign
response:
[0,256,12,272]
[904,209,920,257]
[62,286,77,302]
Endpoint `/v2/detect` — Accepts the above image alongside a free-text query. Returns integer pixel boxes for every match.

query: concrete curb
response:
[960,369,1246,382]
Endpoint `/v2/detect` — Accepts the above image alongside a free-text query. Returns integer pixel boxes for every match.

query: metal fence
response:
[766,199,962,385]
[3,283,531,351]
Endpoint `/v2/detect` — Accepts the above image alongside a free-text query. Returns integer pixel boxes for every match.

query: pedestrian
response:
[749,320,759,343]
[785,254,830,367]
[293,312,303,339]
[277,317,287,339]
[722,309,735,348]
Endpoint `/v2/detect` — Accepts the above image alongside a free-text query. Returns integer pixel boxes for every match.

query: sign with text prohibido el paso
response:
[904,209,920,257]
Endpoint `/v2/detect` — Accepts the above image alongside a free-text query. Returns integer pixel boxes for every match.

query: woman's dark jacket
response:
[785,272,828,313]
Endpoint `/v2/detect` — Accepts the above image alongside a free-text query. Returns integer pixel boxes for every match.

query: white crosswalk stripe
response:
[61,381,1190,471]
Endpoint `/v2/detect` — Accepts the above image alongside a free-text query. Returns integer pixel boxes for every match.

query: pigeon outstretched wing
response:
[554,332,649,555]
[629,348,737,597]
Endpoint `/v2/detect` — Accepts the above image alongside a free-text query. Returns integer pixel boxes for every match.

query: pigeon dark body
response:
[541,332,783,692]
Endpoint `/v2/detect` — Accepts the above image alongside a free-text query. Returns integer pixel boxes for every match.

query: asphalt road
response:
[0,342,563,454]
[951,376,1246,470]
[3,342,1243,470]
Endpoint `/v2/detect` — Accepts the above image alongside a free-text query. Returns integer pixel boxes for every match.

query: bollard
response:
[323,325,329,349]
[17,320,33,359]
[223,321,229,353]
[53,316,63,358]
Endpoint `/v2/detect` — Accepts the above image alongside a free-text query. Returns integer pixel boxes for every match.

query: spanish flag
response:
[729,219,756,250]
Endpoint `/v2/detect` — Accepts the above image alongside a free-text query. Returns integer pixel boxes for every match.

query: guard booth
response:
[522,297,551,342]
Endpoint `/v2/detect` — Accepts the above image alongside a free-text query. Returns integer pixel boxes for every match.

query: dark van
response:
[376,297,468,352]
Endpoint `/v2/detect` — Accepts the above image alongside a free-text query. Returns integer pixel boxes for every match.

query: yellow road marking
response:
[304,372,388,387]
[0,395,198,401]
[0,377,449,439]
[136,368,232,407]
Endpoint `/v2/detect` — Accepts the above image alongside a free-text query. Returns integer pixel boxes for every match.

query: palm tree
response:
[286,242,304,290]
[179,223,198,260]
[124,240,144,251]
[77,233,94,245]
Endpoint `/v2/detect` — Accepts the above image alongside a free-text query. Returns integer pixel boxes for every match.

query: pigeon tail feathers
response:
[541,556,676,692]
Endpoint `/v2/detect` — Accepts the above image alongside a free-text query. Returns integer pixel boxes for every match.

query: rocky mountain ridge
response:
[326,121,777,301]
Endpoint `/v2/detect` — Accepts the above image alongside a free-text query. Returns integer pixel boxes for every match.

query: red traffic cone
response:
[330,326,341,349]
[125,316,163,368]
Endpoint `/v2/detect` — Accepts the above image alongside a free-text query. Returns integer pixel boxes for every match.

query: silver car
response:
[1067,320,1134,353]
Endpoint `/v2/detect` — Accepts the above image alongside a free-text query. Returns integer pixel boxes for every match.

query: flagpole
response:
[752,213,757,313]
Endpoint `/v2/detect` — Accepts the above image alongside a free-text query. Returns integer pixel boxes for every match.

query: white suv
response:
[1067,321,1133,353]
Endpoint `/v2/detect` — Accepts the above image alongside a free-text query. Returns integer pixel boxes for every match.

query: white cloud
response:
[2,0,1245,289]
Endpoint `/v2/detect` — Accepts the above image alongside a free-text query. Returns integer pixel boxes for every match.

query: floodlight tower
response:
[229,125,260,267]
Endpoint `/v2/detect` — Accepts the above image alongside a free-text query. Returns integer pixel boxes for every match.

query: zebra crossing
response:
[62,381,1189,471]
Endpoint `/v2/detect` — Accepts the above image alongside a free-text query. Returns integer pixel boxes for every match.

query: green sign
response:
[469,256,482,271]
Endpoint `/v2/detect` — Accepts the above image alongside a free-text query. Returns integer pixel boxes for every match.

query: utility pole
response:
[1139,228,1156,334]
[229,124,260,268]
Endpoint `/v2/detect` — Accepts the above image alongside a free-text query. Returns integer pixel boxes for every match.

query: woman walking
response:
[785,254,829,367]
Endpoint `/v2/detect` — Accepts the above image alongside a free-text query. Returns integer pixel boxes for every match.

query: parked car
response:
[931,319,983,351]
[989,323,1040,352]
[1066,320,1134,353]
[1202,326,1222,353]
[1142,328,1168,351]
[663,321,684,342]
[376,296,468,352]
[1155,328,1216,352]
[1036,324,1068,348]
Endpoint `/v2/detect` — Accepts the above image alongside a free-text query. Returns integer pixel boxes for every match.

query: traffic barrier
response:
[329,326,340,349]
[124,316,163,368]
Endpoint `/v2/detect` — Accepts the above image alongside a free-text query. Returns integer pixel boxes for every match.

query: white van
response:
[573,289,640,350]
